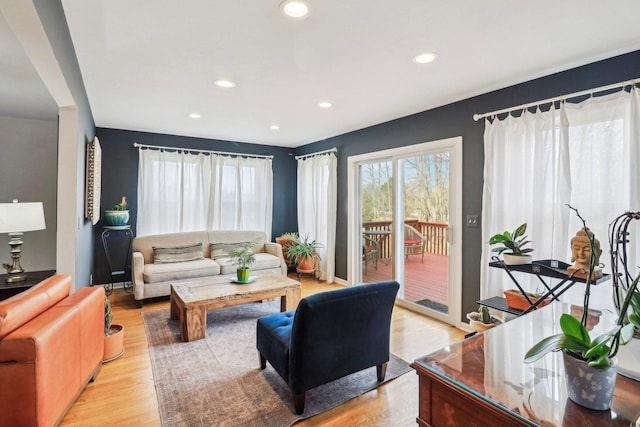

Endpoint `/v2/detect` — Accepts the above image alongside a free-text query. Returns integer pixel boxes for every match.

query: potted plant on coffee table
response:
[104,296,125,362]
[524,206,640,411]
[226,241,257,283]
[489,223,533,265]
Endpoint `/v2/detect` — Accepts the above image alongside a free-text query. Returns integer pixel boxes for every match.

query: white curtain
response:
[137,149,273,237]
[481,88,640,299]
[297,153,337,282]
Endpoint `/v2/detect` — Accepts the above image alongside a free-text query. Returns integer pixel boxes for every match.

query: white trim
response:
[347,137,463,327]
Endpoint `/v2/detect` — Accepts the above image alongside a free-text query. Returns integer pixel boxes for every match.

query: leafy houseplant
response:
[489,223,534,265]
[104,297,125,362]
[286,234,323,273]
[226,241,257,282]
[524,206,640,410]
[104,196,130,226]
[276,232,299,268]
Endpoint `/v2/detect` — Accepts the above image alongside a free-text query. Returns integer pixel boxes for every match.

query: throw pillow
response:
[153,243,204,264]
[210,242,251,260]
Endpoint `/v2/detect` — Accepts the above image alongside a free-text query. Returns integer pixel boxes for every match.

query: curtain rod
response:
[473,77,640,121]
[133,142,273,159]
[294,147,337,160]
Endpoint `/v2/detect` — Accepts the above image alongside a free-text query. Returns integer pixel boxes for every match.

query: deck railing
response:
[362,220,449,258]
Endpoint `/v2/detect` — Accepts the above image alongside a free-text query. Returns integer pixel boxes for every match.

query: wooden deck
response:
[362,253,449,308]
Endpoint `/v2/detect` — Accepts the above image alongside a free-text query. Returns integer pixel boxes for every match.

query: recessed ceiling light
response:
[188,112,201,119]
[413,52,437,64]
[270,124,280,130]
[280,0,310,19]
[214,79,236,88]
[317,101,332,109]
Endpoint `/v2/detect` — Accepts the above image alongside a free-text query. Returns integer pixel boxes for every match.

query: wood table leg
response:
[181,305,206,342]
[281,286,301,311]
[170,288,180,320]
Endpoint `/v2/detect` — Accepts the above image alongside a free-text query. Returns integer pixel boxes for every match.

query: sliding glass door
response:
[348,137,462,326]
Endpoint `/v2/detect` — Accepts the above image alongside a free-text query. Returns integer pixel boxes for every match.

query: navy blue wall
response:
[94,50,640,321]
[93,128,298,284]
[296,50,640,321]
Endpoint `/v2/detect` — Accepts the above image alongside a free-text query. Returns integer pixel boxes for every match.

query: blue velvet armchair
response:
[256,280,399,414]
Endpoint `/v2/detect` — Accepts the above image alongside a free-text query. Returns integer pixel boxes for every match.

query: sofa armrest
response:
[264,242,287,275]
[132,251,145,300]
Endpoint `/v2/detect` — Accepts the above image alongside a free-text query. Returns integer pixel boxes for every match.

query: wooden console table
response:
[411,303,640,426]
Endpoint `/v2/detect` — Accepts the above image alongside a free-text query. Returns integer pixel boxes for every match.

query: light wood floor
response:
[61,275,466,426]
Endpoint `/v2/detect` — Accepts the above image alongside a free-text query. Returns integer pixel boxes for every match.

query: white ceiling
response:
[12,1,640,148]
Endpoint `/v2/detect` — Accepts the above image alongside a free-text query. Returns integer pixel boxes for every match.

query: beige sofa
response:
[132,230,287,306]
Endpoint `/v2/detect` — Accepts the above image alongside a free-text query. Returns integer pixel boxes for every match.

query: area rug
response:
[142,301,411,426]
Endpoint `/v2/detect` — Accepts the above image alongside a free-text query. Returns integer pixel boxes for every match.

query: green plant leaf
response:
[584,342,610,359]
[629,312,640,330]
[524,334,565,363]
[620,322,636,344]
[559,313,590,345]
[588,354,612,369]
[513,223,527,239]
[489,235,508,244]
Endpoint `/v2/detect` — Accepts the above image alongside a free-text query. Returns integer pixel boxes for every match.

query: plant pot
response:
[276,238,297,268]
[104,210,130,226]
[104,324,125,362]
[466,312,502,331]
[297,255,317,272]
[502,253,532,265]
[563,352,617,411]
[504,289,551,311]
[237,267,251,282]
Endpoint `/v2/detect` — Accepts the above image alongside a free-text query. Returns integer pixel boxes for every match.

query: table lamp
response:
[0,200,46,283]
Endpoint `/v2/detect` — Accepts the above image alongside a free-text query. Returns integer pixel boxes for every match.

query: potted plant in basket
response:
[286,234,323,275]
[467,305,503,332]
[276,232,299,268]
[524,206,640,411]
[226,241,257,283]
[104,196,129,227]
[489,223,534,265]
[104,296,125,362]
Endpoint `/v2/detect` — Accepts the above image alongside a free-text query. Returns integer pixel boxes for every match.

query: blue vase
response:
[104,210,129,226]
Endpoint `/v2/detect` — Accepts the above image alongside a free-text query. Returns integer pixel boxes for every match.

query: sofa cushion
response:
[216,252,282,275]
[209,242,251,260]
[153,243,204,264]
[0,275,71,340]
[143,258,220,283]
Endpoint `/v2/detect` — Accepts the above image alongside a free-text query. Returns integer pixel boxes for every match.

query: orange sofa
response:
[0,275,104,426]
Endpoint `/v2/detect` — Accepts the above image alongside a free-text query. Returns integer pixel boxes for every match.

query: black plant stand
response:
[478,258,610,316]
[101,225,133,295]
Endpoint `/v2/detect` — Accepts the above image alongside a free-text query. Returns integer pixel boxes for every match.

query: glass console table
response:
[411,303,640,426]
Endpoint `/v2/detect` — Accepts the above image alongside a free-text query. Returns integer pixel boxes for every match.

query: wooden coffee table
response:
[169,271,301,342]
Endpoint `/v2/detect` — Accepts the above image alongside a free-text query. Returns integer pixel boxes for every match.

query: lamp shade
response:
[0,201,46,233]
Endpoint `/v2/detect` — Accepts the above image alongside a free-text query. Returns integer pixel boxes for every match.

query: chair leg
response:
[377,362,388,381]
[293,392,306,414]
[259,353,266,370]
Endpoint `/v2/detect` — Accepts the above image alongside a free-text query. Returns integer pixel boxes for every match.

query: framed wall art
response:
[85,136,102,225]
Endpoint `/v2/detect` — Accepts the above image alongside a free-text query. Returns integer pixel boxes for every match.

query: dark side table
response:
[0,269,56,301]
[101,225,134,295]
